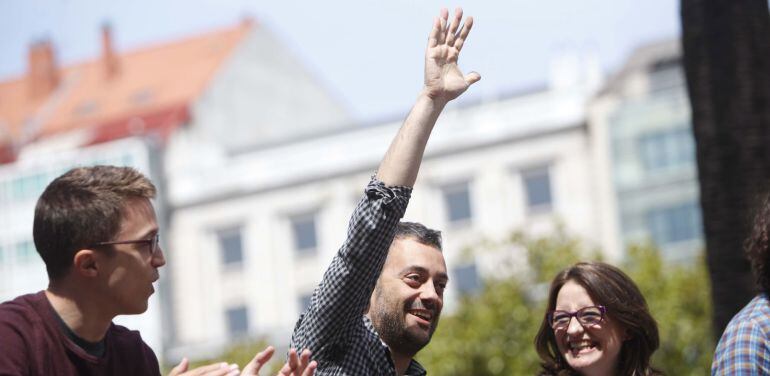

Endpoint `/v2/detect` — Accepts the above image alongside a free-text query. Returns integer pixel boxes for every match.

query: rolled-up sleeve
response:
[290,177,411,360]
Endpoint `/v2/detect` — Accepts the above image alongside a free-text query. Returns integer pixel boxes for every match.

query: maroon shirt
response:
[0,291,161,376]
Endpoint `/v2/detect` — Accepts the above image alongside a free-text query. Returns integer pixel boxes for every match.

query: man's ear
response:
[73,249,100,278]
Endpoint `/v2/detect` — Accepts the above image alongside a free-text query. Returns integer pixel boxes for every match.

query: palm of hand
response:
[422,9,478,102]
[425,46,468,101]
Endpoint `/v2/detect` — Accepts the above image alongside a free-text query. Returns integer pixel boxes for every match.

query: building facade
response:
[589,40,702,261]
[2,17,699,364]
[164,77,603,359]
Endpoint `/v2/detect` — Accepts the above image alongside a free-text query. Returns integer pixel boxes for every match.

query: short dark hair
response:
[747,193,770,293]
[33,166,156,280]
[394,221,442,251]
[534,262,662,376]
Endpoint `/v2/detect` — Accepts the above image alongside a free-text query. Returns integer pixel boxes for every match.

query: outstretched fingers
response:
[168,358,190,376]
[241,345,275,375]
[437,8,448,45]
[277,349,316,376]
[428,16,441,48]
[298,349,311,370]
[278,349,299,375]
[255,346,276,365]
[301,361,317,376]
[446,8,463,46]
[454,16,473,52]
[186,362,239,376]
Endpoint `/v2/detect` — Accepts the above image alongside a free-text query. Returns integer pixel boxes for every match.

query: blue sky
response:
[0,0,679,121]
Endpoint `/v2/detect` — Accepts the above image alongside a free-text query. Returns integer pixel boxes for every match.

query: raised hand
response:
[241,346,317,376]
[423,7,480,103]
[168,358,240,376]
[275,349,316,376]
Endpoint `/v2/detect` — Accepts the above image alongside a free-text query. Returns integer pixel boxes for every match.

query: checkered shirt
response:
[712,294,770,375]
[290,178,427,376]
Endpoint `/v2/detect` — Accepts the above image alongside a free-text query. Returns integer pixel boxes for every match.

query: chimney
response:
[240,15,255,29]
[27,39,59,99]
[101,23,119,79]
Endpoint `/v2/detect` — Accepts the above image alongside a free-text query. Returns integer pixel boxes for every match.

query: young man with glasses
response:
[0,166,315,376]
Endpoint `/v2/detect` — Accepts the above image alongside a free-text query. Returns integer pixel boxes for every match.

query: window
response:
[15,240,37,265]
[648,57,684,93]
[121,153,134,167]
[454,263,480,295]
[217,227,244,266]
[290,213,317,256]
[9,173,48,201]
[225,305,249,337]
[522,166,552,212]
[442,182,472,224]
[647,202,703,246]
[0,179,9,202]
[638,128,695,171]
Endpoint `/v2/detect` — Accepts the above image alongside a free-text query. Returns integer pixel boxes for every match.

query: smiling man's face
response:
[368,237,448,356]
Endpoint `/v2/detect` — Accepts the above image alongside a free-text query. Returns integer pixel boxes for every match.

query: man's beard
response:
[370,288,440,357]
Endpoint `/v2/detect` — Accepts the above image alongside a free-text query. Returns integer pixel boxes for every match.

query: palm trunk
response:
[680,0,770,338]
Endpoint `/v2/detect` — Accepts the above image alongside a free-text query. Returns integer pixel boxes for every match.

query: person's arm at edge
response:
[711,317,770,375]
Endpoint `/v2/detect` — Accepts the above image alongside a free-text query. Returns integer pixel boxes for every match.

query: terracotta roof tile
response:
[0,21,251,153]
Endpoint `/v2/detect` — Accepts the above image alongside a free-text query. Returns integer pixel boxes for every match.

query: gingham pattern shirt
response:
[712,294,770,375]
[290,178,427,376]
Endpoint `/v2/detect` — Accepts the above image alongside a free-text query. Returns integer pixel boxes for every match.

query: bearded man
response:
[290,8,479,376]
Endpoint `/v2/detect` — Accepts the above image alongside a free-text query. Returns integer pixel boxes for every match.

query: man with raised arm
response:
[290,8,480,376]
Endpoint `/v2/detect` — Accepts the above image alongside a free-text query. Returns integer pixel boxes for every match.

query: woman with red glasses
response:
[534,262,662,376]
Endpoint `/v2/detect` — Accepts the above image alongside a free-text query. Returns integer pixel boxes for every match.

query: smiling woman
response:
[534,262,663,376]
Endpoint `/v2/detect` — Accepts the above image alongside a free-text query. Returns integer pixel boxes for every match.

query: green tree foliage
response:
[626,244,714,375]
[419,231,713,375]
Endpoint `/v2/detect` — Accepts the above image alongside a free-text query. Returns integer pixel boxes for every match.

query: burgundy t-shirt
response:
[0,291,161,376]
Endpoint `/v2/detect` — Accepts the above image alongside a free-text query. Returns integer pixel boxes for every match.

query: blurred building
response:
[1,14,698,364]
[0,19,350,360]
[589,40,702,261]
[163,57,603,359]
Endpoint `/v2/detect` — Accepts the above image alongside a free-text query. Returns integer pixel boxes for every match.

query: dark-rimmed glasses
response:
[93,233,160,256]
[547,305,606,330]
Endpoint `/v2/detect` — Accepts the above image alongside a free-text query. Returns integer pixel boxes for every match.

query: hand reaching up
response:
[423,7,481,103]
[242,346,317,376]
[169,346,316,376]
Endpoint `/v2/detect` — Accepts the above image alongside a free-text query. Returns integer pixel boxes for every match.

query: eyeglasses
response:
[547,305,606,330]
[94,233,160,256]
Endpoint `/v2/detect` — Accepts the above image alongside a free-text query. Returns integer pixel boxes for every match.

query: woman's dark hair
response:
[746,193,770,293]
[534,262,662,376]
